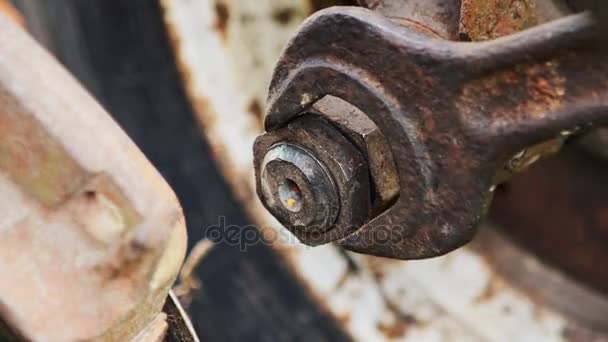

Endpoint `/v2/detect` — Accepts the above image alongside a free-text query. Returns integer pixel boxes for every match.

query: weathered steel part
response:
[263,7,608,259]
[255,115,371,245]
[163,0,608,340]
[460,0,573,185]
[0,13,186,341]
[461,0,608,298]
[459,0,538,41]
[491,147,608,296]
[459,0,607,299]
[311,95,399,214]
[539,0,608,163]
[356,0,463,39]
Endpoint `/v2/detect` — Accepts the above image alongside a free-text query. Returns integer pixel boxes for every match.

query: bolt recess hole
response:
[278,179,303,212]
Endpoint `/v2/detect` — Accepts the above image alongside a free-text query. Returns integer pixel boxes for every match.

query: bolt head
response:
[254,114,371,246]
[260,143,339,232]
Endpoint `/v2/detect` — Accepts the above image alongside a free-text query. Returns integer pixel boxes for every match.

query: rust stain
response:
[475,274,505,303]
[459,0,538,41]
[214,0,230,40]
[84,190,97,200]
[523,61,566,115]
[96,239,153,281]
[65,173,143,245]
[273,7,296,26]
[191,97,220,132]
[459,0,557,120]
[377,320,409,339]
[248,99,264,122]
[463,59,567,183]
[337,312,352,326]
[461,59,566,126]
[0,0,25,28]
[377,311,417,340]
[86,174,141,228]
[366,257,387,281]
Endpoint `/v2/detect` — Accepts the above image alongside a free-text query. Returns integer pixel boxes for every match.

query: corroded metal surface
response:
[0,12,187,341]
[262,7,608,259]
[459,0,538,40]
[461,0,570,184]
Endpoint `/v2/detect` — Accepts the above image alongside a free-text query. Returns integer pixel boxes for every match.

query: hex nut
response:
[254,114,371,245]
[311,95,400,213]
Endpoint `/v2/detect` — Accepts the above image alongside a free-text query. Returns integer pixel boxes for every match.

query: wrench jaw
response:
[256,7,608,259]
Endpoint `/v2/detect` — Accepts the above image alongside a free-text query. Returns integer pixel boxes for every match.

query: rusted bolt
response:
[254,115,371,245]
[259,142,340,232]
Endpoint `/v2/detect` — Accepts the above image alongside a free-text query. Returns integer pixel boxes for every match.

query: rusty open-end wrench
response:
[253,5,608,260]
